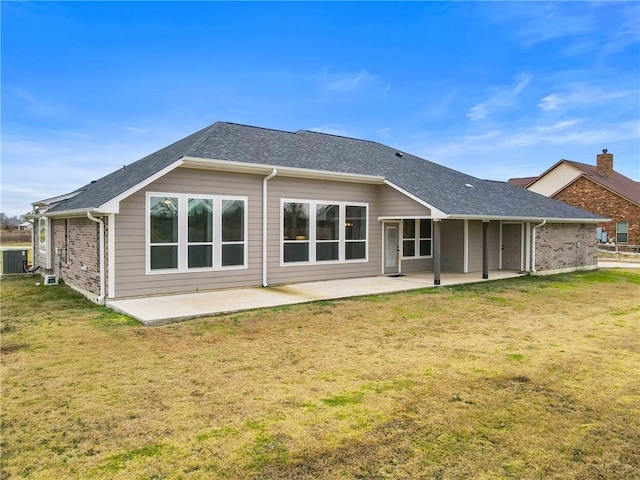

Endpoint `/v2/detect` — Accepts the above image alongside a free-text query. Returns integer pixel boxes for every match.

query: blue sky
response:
[2,1,639,216]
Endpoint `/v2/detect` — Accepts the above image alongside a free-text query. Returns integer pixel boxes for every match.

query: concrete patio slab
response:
[107,270,525,326]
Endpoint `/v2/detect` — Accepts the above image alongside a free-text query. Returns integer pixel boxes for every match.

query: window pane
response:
[317,242,339,261]
[188,245,212,268]
[39,218,47,251]
[151,245,178,269]
[222,200,244,242]
[420,219,432,239]
[403,240,415,257]
[316,204,339,240]
[420,239,432,256]
[150,197,178,243]
[345,206,366,240]
[345,241,365,260]
[222,244,244,266]
[284,242,309,262]
[403,220,416,239]
[617,222,628,234]
[188,198,213,243]
[284,203,309,240]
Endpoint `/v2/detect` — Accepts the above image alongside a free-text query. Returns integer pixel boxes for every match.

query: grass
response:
[1,269,639,479]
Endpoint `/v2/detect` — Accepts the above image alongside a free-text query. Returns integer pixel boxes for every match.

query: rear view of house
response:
[28,122,605,304]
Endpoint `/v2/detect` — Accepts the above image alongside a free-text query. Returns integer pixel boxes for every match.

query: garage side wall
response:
[534,223,598,273]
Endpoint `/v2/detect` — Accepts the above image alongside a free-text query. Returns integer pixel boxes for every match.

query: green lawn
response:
[1,270,639,479]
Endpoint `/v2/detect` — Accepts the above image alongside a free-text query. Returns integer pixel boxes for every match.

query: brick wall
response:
[534,223,598,272]
[553,176,640,245]
[47,217,102,297]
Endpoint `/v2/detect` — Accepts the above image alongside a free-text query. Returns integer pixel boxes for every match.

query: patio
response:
[107,270,526,326]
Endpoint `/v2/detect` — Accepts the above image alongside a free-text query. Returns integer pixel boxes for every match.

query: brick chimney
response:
[596,149,613,180]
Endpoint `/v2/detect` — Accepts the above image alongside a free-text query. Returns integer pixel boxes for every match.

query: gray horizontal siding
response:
[114,168,263,298]
[112,168,455,298]
[441,220,464,272]
[378,185,431,217]
[265,176,382,285]
[401,257,434,274]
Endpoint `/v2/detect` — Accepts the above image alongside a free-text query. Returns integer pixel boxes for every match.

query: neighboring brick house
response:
[509,150,640,245]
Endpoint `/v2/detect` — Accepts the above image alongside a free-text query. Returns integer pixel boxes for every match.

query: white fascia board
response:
[181,156,386,184]
[446,214,609,223]
[43,208,101,219]
[383,180,448,219]
[377,215,437,220]
[98,158,185,214]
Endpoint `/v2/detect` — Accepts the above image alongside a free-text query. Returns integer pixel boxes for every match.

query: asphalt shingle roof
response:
[46,121,603,220]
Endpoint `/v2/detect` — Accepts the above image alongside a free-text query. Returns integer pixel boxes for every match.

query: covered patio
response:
[107,270,525,326]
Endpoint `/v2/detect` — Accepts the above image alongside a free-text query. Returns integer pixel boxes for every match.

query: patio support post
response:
[482,220,489,279]
[433,219,441,285]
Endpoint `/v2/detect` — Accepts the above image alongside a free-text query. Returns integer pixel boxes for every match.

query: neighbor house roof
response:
[558,160,639,205]
[507,176,537,188]
[41,121,604,221]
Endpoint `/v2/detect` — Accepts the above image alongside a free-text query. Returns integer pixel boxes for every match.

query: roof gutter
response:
[530,219,546,274]
[262,168,277,287]
[446,214,608,223]
[86,212,106,304]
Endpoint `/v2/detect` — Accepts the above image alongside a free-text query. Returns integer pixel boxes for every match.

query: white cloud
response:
[466,75,531,121]
[319,67,387,93]
[538,84,633,111]
[0,132,165,216]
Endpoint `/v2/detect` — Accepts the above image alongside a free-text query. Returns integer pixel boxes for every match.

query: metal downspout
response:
[86,212,106,303]
[262,169,277,287]
[531,219,547,274]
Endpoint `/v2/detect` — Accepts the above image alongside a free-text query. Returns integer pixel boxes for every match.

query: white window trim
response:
[146,192,248,274]
[38,216,52,269]
[38,217,48,255]
[400,219,433,259]
[280,198,369,266]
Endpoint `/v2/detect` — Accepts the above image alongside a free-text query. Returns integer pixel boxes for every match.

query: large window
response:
[282,200,368,264]
[402,219,432,258]
[616,221,628,244]
[147,193,247,273]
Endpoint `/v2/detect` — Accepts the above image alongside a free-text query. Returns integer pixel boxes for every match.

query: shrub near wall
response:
[535,223,598,273]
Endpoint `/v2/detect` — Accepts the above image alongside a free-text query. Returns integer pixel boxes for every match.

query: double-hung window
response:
[616,221,628,244]
[402,219,432,258]
[148,193,247,273]
[282,200,368,264]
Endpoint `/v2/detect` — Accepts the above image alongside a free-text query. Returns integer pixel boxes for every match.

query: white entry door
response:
[384,224,400,274]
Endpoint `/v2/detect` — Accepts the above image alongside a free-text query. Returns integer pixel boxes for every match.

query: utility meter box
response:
[1,248,28,274]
